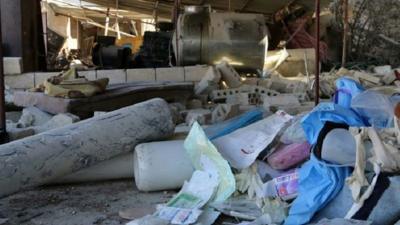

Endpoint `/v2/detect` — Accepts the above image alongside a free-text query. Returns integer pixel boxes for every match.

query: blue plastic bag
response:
[351,90,395,128]
[284,154,351,225]
[334,77,365,108]
[205,108,263,140]
[301,103,366,145]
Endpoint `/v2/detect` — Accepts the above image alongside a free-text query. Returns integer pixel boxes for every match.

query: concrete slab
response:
[127,68,156,82]
[184,65,209,82]
[156,67,185,82]
[97,69,127,84]
[3,57,22,75]
[35,72,59,87]
[5,73,34,89]
[78,70,97,81]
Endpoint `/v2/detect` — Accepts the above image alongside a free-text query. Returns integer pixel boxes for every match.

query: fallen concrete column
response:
[0,98,174,197]
[52,153,134,184]
[134,140,194,192]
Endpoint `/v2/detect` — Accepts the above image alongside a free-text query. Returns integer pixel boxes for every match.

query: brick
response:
[156,67,185,82]
[78,70,97,81]
[97,69,127,84]
[34,72,59,87]
[3,57,22,75]
[127,68,156,82]
[184,65,209,82]
[5,73,34,89]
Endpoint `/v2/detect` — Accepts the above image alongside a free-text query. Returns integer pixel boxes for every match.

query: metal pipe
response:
[315,0,320,106]
[104,7,110,36]
[0,8,7,143]
[341,0,349,67]
[173,0,180,65]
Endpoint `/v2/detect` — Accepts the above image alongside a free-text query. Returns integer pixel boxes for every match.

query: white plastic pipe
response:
[133,140,194,192]
[53,153,134,184]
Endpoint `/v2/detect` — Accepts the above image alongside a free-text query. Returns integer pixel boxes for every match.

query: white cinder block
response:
[127,68,156,82]
[97,69,127,84]
[156,67,185,82]
[5,73,35,89]
[35,72,59,87]
[184,65,210,82]
[3,57,22,75]
[373,65,392,75]
[78,70,97,81]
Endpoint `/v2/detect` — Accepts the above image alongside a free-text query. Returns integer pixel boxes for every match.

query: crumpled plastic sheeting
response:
[284,154,350,225]
[301,103,366,145]
[312,176,400,225]
[280,114,308,144]
[345,128,381,218]
[346,129,372,202]
[351,91,395,128]
[311,218,371,225]
[184,122,236,203]
[334,77,365,108]
[261,198,288,224]
[211,198,263,221]
[368,127,400,173]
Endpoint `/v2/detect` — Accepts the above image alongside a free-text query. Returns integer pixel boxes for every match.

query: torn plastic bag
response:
[280,114,308,144]
[211,198,263,220]
[334,77,365,108]
[213,111,292,169]
[284,153,351,225]
[184,122,236,203]
[311,218,372,225]
[267,142,311,170]
[205,108,263,140]
[351,90,394,128]
[368,126,400,173]
[312,175,400,225]
[301,103,366,145]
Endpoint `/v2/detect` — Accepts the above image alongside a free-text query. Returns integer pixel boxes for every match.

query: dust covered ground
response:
[0,180,178,225]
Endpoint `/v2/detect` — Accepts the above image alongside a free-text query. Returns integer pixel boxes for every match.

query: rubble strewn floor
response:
[0,180,175,225]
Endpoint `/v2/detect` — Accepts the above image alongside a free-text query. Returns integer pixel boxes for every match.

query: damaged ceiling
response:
[47,0,333,21]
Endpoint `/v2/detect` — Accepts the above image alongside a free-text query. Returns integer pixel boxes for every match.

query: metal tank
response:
[173,6,269,71]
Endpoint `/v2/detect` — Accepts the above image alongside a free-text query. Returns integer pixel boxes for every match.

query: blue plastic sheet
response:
[205,108,263,140]
[301,103,366,145]
[284,154,351,225]
[334,77,365,108]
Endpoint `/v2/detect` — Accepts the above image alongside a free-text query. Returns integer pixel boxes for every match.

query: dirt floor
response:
[0,180,177,225]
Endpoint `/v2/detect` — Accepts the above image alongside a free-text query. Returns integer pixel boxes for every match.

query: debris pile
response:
[0,61,399,225]
[122,62,400,225]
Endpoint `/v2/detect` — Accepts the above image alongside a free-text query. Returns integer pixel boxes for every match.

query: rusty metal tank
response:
[173,6,269,71]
